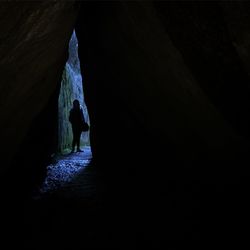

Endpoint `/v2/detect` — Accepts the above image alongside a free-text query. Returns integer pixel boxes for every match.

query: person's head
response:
[73,99,80,109]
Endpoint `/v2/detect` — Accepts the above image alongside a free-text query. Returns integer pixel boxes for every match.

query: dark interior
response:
[1,1,250,247]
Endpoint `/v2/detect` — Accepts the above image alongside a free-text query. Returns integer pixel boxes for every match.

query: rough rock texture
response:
[58,31,90,153]
[221,1,250,77]
[76,1,248,165]
[0,2,79,190]
[153,1,250,137]
[40,147,92,194]
[75,1,250,244]
[1,0,250,246]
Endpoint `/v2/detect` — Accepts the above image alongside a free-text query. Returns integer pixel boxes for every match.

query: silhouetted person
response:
[69,99,85,153]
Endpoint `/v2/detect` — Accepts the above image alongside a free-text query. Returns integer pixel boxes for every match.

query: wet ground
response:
[14,145,200,248]
[21,146,109,249]
[39,146,93,196]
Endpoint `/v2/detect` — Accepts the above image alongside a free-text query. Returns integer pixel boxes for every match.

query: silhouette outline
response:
[69,99,85,153]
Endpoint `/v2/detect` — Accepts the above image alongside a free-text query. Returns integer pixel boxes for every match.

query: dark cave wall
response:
[74,1,250,241]
[0,2,79,190]
[74,2,250,241]
[221,1,250,76]
[0,0,250,243]
[76,1,248,170]
[1,1,249,192]
[154,1,250,137]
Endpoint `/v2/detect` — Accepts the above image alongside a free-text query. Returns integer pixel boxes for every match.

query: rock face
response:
[76,2,248,165]
[0,2,79,190]
[1,0,250,245]
[153,1,250,137]
[58,31,90,153]
[75,1,250,243]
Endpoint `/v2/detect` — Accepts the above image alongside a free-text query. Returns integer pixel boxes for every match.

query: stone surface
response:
[0,2,80,199]
[0,2,79,176]
[153,1,250,137]
[75,1,250,244]
[40,146,92,194]
[76,1,248,165]
[1,1,250,247]
[58,31,90,153]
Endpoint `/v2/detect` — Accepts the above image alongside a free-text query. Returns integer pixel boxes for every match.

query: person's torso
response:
[70,108,83,126]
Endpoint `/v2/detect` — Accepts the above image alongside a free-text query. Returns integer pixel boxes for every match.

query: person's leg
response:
[72,138,76,152]
[72,127,77,152]
[76,131,83,152]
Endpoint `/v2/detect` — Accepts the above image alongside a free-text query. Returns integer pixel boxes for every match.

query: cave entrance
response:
[58,30,91,154]
[39,30,92,194]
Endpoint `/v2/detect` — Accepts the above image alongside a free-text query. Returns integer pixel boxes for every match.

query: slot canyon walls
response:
[0,1,79,193]
[154,1,250,137]
[0,0,250,244]
[75,1,250,241]
[75,1,250,177]
[58,30,90,153]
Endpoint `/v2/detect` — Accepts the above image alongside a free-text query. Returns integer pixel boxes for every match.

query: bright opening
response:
[58,30,90,153]
[40,30,92,194]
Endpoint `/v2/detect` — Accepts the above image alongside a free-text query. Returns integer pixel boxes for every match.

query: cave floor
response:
[21,147,111,249]
[17,147,200,248]
[39,146,95,198]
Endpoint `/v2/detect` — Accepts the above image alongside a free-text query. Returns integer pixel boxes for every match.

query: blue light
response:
[40,146,92,194]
